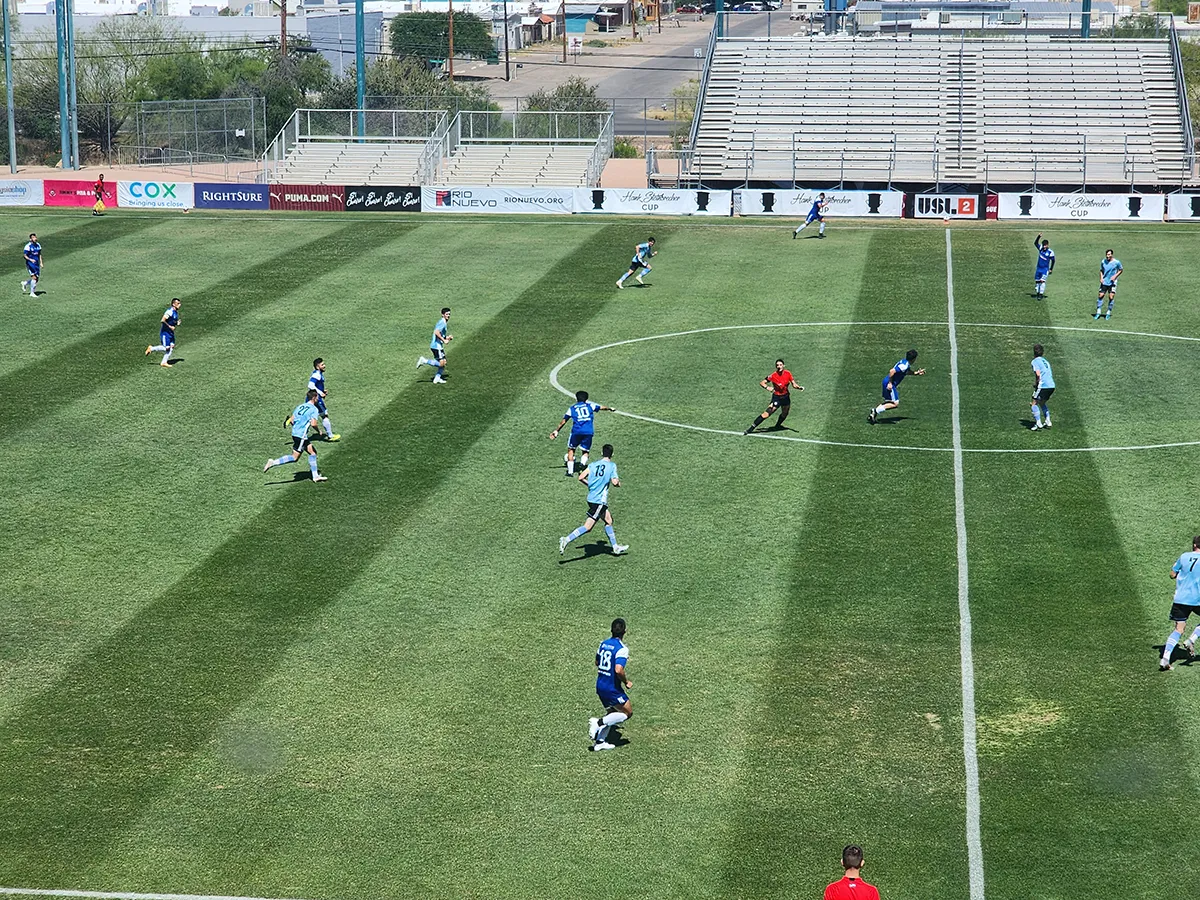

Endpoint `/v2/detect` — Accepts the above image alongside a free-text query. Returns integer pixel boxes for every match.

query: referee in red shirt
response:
[825,844,880,900]
[743,358,803,434]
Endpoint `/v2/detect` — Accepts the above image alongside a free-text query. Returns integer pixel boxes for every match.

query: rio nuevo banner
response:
[421,187,575,214]
[905,194,984,219]
[268,184,346,212]
[344,185,422,212]
[575,188,733,216]
[118,180,194,210]
[735,189,904,218]
[45,179,118,208]
[1166,194,1200,221]
[194,184,269,210]
[0,179,45,206]
[997,193,1165,221]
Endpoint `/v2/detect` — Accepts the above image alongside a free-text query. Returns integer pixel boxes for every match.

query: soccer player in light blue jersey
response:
[308,358,340,441]
[1029,344,1055,431]
[144,298,181,368]
[550,389,615,475]
[263,389,328,483]
[616,237,655,288]
[868,349,925,424]
[1159,536,1200,670]
[1033,233,1054,299]
[1093,249,1122,320]
[559,443,627,556]
[793,192,828,238]
[417,307,452,383]
[21,233,42,296]
[588,617,632,752]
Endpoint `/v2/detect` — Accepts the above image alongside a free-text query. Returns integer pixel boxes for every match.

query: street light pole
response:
[3,0,17,173]
[355,0,366,137]
[280,0,288,59]
[561,0,567,62]
[448,0,455,81]
[502,0,511,81]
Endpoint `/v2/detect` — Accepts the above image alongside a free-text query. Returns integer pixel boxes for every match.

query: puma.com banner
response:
[575,188,733,216]
[421,187,575,214]
[996,193,1165,221]
[735,190,904,217]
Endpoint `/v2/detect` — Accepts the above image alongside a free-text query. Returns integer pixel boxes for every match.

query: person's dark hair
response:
[1193,535,1200,550]
[1105,249,1114,255]
[314,357,323,368]
[576,390,589,402]
[648,236,656,243]
[818,192,826,198]
[306,389,319,401]
[776,358,785,365]
[905,349,918,362]
[29,233,36,240]
[1033,344,1044,357]
[602,443,614,458]
[842,845,864,869]
[611,617,626,638]
[441,307,451,315]
[1041,239,1050,248]
[171,297,181,305]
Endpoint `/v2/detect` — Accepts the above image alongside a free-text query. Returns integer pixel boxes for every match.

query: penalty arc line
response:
[947,229,986,900]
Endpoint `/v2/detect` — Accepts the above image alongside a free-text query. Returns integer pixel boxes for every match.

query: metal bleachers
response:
[442,145,598,187]
[273,141,427,185]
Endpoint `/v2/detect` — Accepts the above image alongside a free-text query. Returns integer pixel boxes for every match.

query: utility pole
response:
[280,0,288,59]
[561,0,567,62]
[3,0,16,173]
[503,0,511,81]
[448,0,455,81]
[355,0,365,137]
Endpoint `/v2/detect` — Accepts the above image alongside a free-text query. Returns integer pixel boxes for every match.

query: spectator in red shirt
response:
[743,358,803,435]
[825,844,880,900]
[92,174,106,216]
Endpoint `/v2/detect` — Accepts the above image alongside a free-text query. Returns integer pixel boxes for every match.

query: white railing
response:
[1169,16,1196,174]
[115,145,266,182]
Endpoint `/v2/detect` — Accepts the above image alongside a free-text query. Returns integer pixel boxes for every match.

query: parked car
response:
[677,3,702,11]
[732,2,764,11]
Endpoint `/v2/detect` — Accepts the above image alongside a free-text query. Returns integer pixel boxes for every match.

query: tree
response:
[389,12,495,61]
[523,76,610,112]
[320,56,495,112]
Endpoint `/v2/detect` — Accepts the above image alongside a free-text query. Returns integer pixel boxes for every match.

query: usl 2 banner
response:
[118,180,194,210]
[0,180,44,206]
[905,194,984,219]
[735,190,904,217]
[45,179,118,208]
[194,184,269,210]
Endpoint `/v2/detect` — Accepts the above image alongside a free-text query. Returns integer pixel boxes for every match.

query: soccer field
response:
[3,209,1200,900]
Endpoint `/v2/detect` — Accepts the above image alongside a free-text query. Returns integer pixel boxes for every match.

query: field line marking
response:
[947,229,986,900]
[0,889,313,900]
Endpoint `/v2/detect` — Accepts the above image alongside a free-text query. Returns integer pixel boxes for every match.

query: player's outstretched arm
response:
[550,416,570,439]
[915,368,926,376]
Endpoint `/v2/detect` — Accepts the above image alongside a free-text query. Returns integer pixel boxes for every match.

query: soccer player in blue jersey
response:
[559,443,627,556]
[1033,233,1054,299]
[1158,536,1200,671]
[616,237,655,288]
[263,389,328,483]
[1093,249,1122,320]
[308,358,340,441]
[868,349,925,424]
[416,307,452,383]
[144,298,181,367]
[1029,344,1055,431]
[793,192,829,239]
[21,233,42,296]
[550,390,615,475]
[588,617,632,752]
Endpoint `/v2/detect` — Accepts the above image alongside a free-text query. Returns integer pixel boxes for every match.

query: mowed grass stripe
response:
[0,224,407,436]
[0,224,641,888]
[0,215,166,278]
[951,229,1198,898]
[721,230,969,900]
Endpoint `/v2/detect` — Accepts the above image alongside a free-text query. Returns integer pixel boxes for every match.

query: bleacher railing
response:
[1169,17,1196,175]
[455,110,612,144]
[686,22,719,154]
[115,145,266,183]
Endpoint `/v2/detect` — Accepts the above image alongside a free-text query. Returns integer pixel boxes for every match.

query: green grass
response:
[3,210,1200,899]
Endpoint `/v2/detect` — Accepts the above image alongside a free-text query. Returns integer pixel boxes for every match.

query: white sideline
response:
[0,890,312,900]
[947,229,986,900]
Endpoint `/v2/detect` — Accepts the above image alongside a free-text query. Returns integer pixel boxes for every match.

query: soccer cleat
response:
[1031,422,1041,430]
[868,409,877,425]
[1186,640,1196,660]
[1160,660,1173,672]
[588,718,601,740]
[636,275,644,285]
[615,280,623,289]
[1105,312,1111,320]
[160,360,171,368]
[327,434,341,442]
[20,281,27,293]
[559,536,569,555]
[312,474,328,483]
[1044,417,1052,428]
[432,375,446,384]
[145,345,153,355]
[590,741,616,752]
[792,229,799,239]
[416,356,427,369]
[264,459,273,472]
[742,427,754,435]
[1092,312,1101,320]
[613,544,629,555]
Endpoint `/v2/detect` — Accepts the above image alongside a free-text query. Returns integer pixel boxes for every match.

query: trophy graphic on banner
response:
[696,191,710,212]
[1018,195,1034,216]
[591,190,605,211]
[868,193,882,214]
[762,192,775,213]
[1127,196,1142,218]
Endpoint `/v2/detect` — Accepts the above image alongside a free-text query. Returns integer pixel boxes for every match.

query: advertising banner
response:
[118,180,194,210]
[906,194,984,219]
[421,187,575,214]
[996,193,1165,221]
[344,185,422,212]
[575,188,733,216]
[45,179,118,208]
[1166,195,1200,221]
[0,179,45,206]
[735,189,904,217]
[194,184,270,210]
[268,184,346,212]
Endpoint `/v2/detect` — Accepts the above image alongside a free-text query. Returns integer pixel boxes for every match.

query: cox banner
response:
[0,179,45,206]
[45,179,118,208]
[269,184,346,212]
[906,194,984,219]
[997,193,1165,221]
[194,184,269,210]
[421,187,575,214]
[345,186,422,212]
[118,180,194,210]
[736,189,903,217]
[576,188,732,216]
[1166,195,1200,221]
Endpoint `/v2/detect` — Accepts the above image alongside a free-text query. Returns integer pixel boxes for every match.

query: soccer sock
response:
[161,347,172,364]
[796,222,806,232]
[580,452,589,466]
[1031,404,1041,424]
[566,459,574,474]
[1107,300,1115,313]
[1096,298,1103,311]
[1164,630,1181,663]
[323,416,333,436]
[818,222,825,235]
[874,404,886,414]
[750,413,768,429]
[617,273,628,284]
[1040,404,1050,422]
[565,525,587,545]
[775,412,789,428]
[604,524,617,546]
[1189,626,1200,645]
[436,365,445,378]
[309,455,319,476]
[601,711,628,727]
